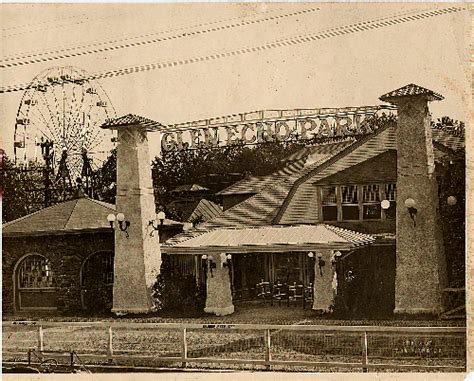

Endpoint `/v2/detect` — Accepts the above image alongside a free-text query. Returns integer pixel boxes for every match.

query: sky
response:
[0,3,470,160]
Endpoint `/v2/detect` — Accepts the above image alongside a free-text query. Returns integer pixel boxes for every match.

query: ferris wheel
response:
[13,66,116,181]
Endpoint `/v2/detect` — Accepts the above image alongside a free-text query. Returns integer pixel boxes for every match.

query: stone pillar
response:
[380,84,447,315]
[312,250,336,312]
[204,253,234,316]
[102,122,161,315]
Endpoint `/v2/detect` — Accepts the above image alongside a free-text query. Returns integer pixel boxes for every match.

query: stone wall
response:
[2,232,113,313]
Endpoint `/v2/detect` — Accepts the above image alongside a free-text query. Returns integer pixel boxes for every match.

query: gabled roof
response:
[216,140,355,196]
[171,184,209,193]
[101,113,163,130]
[162,224,375,254]
[167,198,222,223]
[431,128,465,152]
[3,197,115,236]
[380,84,444,102]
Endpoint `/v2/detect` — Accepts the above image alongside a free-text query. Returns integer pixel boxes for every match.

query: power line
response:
[0,6,464,95]
[1,6,285,61]
[1,7,319,68]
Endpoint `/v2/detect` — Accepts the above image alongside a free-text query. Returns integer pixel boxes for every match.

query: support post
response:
[181,327,188,368]
[101,118,162,315]
[361,331,368,372]
[204,253,234,316]
[37,325,44,361]
[264,329,271,371]
[380,84,447,315]
[107,326,114,362]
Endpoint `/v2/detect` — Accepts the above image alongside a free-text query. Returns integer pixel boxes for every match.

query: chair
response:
[303,283,313,309]
[288,282,304,307]
[256,280,272,304]
[272,282,288,306]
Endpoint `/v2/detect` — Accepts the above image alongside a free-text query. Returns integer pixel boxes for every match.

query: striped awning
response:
[162,224,375,254]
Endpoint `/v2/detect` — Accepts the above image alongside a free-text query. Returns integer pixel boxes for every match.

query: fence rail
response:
[2,321,466,372]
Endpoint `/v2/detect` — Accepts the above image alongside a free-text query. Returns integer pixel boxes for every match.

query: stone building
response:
[2,197,185,313]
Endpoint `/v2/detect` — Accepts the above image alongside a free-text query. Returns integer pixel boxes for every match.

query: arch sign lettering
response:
[160,105,396,152]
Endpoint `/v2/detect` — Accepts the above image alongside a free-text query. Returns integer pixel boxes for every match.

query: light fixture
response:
[447,196,457,206]
[107,213,131,238]
[317,253,325,277]
[307,252,314,258]
[404,198,417,227]
[223,253,232,268]
[381,200,390,210]
[149,210,167,236]
[201,254,216,277]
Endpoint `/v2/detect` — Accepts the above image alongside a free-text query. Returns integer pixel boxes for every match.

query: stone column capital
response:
[379,83,444,105]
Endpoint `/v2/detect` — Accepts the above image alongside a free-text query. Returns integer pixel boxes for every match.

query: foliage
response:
[90,149,117,204]
[152,254,206,313]
[437,151,465,287]
[1,153,48,222]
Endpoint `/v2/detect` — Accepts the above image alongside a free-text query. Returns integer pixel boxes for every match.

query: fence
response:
[2,321,466,372]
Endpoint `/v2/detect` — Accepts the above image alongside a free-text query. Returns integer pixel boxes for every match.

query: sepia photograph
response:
[0,2,471,378]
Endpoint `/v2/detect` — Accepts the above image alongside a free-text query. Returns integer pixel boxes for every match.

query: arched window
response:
[18,255,55,289]
[80,251,114,311]
[15,254,57,311]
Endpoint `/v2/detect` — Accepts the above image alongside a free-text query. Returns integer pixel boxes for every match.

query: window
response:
[321,186,337,221]
[384,183,397,219]
[18,255,55,289]
[341,185,359,220]
[362,184,381,220]
[319,182,396,222]
[101,254,114,284]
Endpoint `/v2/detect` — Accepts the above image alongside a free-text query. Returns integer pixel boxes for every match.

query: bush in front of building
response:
[152,255,205,314]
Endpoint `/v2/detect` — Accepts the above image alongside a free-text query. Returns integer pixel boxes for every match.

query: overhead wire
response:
[2,5,286,61]
[0,5,465,94]
[1,7,319,67]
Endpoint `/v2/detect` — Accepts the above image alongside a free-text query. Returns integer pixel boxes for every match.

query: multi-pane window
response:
[319,182,396,222]
[362,184,381,220]
[341,185,359,220]
[18,255,55,288]
[384,183,397,219]
[321,186,337,221]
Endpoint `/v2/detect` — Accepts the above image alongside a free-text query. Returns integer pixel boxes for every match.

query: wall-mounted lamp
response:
[447,196,457,206]
[308,252,326,277]
[331,250,342,264]
[223,253,232,268]
[201,254,217,277]
[381,199,390,210]
[404,198,417,227]
[107,213,130,238]
[149,211,166,236]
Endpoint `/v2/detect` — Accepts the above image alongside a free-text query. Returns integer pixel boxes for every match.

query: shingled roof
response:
[101,113,163,130]
[3,197,115,236]
[379,83,444,102]
[3,197,184,237]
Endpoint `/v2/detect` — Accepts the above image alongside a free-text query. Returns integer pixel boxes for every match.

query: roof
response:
[3,197,184,237]
[101,113,163,130]
[171,184,209,193]
[217,140,354,196]
[3,197,115,236]
[167,198,222,223]
[380,84,444,102]
[162,224,375,254]
[431,128,465,152]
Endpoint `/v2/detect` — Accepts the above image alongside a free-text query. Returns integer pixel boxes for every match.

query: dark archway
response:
[80,251,114,311]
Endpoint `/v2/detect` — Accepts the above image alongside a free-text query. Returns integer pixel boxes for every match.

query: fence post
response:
[361,331,368,372]
[37,325,44,362]
[181,327,188,368]
[107,326,113,363]
[264,329,271,371]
